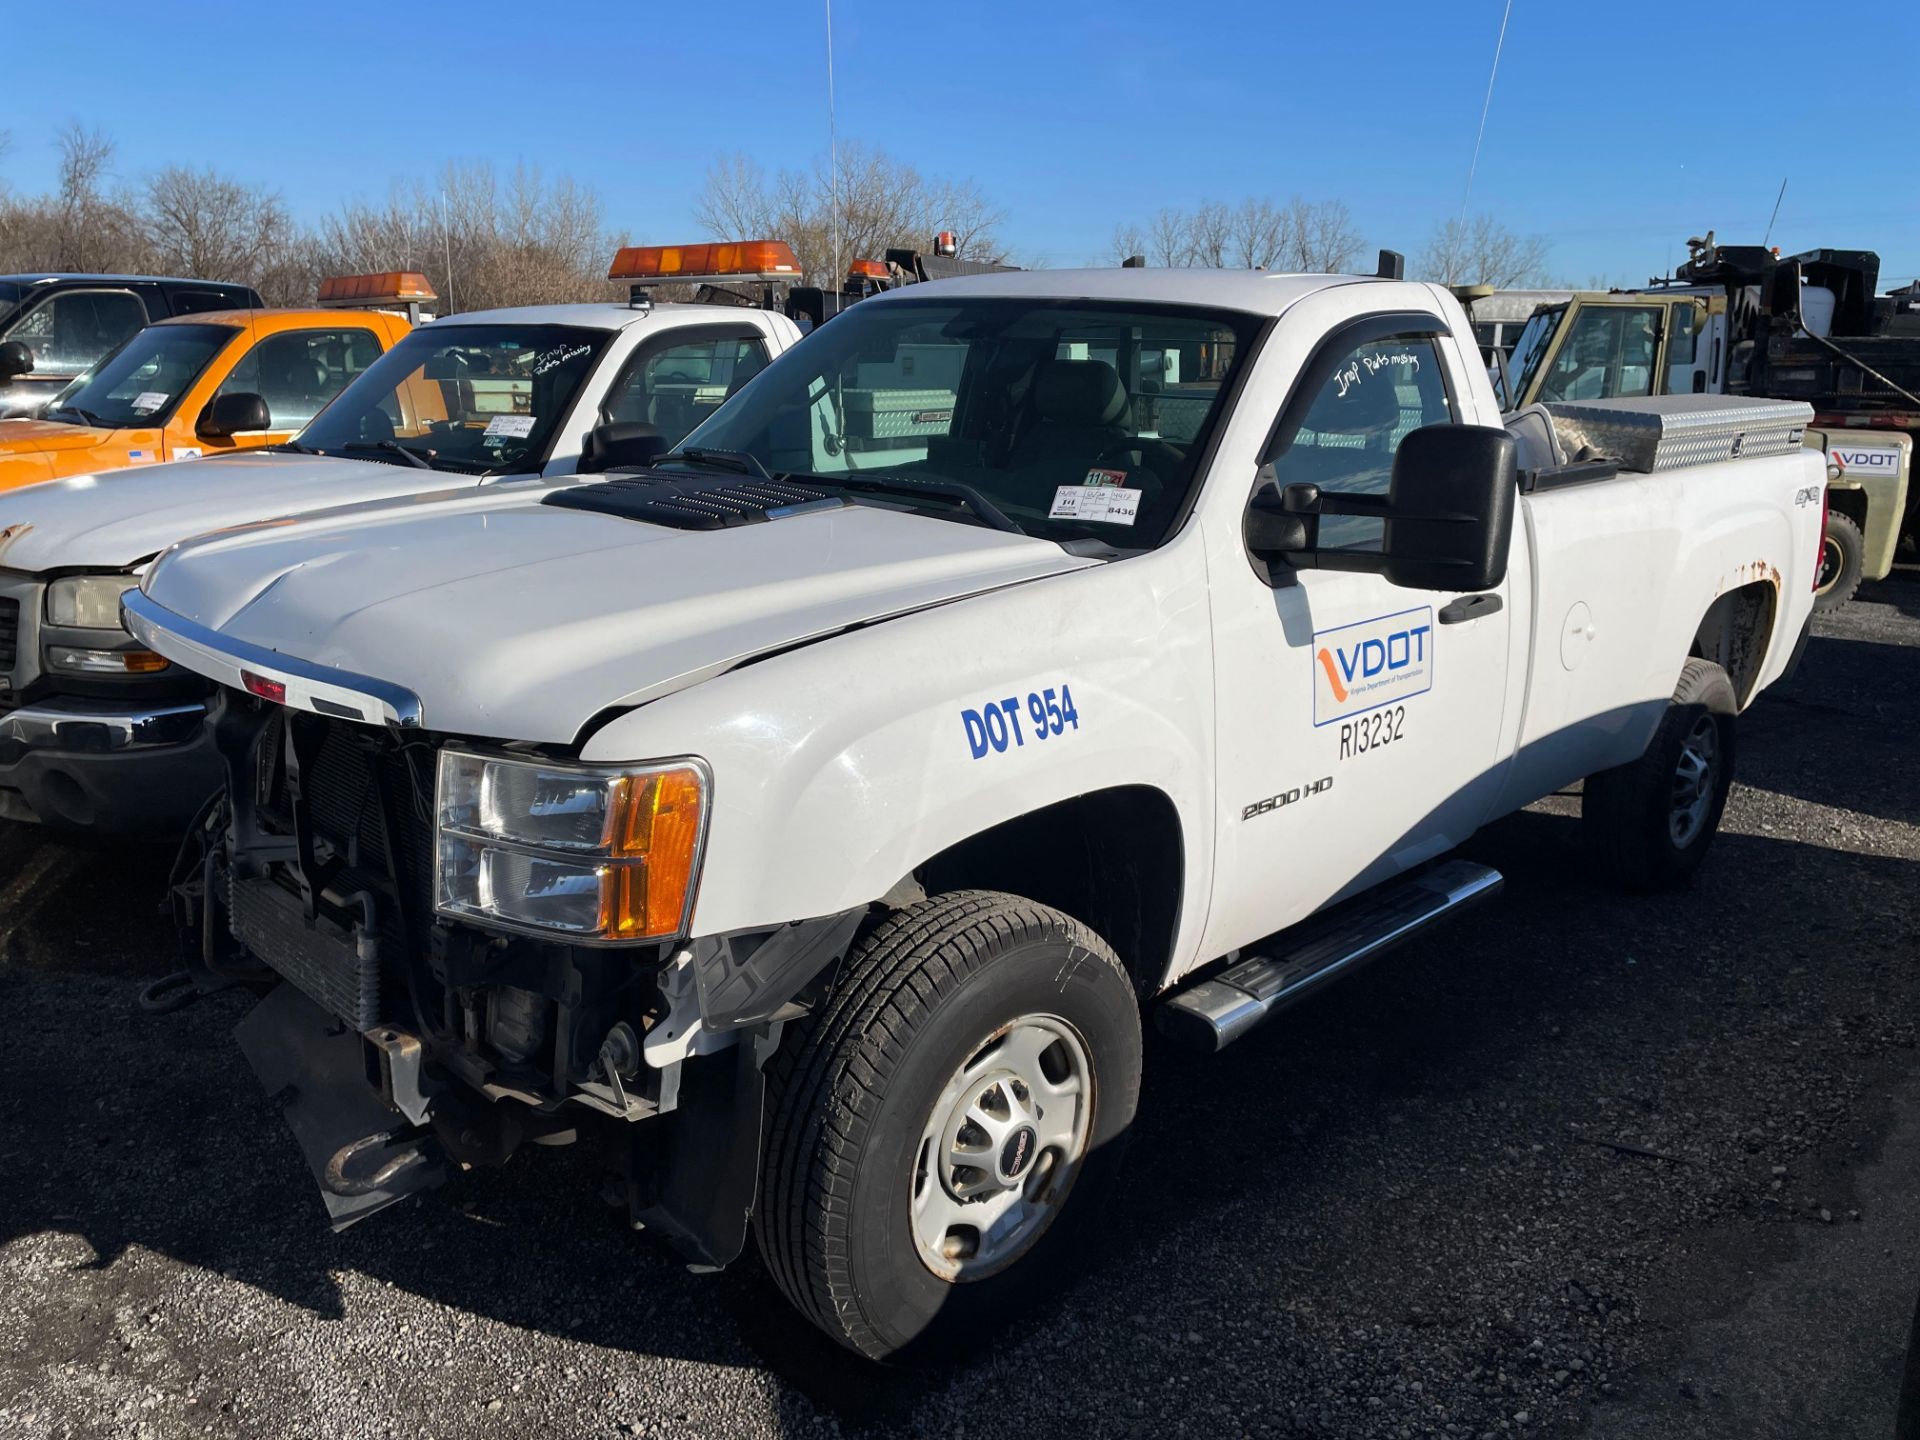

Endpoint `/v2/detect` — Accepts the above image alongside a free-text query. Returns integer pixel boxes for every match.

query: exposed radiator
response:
[229,874,380,1032]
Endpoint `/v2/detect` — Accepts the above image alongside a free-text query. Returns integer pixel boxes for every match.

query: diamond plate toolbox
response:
[1541,395,1814,474]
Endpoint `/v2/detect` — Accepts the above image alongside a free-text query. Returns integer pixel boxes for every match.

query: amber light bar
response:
[316,271,439,306]
[608,240,803,286]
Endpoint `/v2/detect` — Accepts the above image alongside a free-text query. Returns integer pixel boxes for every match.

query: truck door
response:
[1203,308,1519,952]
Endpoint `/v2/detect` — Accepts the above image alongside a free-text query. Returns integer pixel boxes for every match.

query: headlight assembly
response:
[47,574,137,630]
[434,751,708,942]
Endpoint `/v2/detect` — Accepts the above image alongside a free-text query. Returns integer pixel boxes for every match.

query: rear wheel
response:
[1813,511,1864,613]
[756,890,1141,1361]
[1582,658,1736,891]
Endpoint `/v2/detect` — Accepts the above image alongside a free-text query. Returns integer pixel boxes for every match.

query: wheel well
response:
[1827,486,1869,532]
[1691,580,1775,710]
[912,786,1183,998]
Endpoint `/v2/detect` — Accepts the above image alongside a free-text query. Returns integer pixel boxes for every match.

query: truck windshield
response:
[295,323,609,474]
[1503,306,1561,409]
[676,297,1260,550]
[44,323,239,429]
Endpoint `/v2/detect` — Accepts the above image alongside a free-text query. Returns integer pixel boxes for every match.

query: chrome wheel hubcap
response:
[910,1015,1094,1283]
[1669,714,1719,847]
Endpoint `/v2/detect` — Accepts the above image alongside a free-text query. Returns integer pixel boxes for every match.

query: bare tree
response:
[313,162,618,313]
[1229,198,1289,269]
[1113,196,1365,272]
[34,124,151,273]
[1146,207,1190,268]
[693,142,1007,280]
[1284,198,1364,274]
[1415,214,1551,288]
[1187,201,1232,269]
[144,167,295,283]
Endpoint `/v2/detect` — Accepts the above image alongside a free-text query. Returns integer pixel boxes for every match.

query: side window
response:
[1268,332,1455,550]
[1667,306,1697,366]
[169,289,239,317]
[1,290,149,376]
[1538,305,1661,403]
[217,328,382,430]
[603,334,770,449]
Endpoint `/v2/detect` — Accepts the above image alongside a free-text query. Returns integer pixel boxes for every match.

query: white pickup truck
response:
[124,264,1824,1361]
[0,274,802,831]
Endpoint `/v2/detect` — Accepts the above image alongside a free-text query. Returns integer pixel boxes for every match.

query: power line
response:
[826,0,840,291]
[1762,177,1788,248]
[1460,0,1515,223]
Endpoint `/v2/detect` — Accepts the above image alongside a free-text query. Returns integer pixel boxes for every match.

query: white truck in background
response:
[0,243,807,833]
[126,259,1824,1361]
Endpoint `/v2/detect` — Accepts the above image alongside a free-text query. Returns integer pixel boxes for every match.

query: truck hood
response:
[0,450,487,573]
[139,490,1098,743]
[0,417,116,455]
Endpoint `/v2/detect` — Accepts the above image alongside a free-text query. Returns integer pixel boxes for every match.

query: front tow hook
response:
[323,1129,435,1197]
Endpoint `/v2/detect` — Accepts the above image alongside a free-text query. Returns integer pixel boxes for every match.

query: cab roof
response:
[153,307,409,330]
[862,266,1380,318]
[425,301,733,332]
[0,272,255,287]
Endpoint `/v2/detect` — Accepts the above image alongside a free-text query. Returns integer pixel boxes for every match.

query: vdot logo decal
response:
[1311,606,1434,726]
[1832,445,1902,477]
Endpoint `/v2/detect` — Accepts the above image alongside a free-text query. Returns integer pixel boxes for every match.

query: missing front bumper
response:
[235,982,445,1230]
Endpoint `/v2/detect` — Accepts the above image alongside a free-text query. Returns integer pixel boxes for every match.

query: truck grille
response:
[0,596,18,673]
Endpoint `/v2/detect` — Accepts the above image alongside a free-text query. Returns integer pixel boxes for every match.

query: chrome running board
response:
[1158,860,1503,1052]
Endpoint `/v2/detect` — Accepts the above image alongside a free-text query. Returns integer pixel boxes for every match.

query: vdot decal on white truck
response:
[1311,605,1435,726]
[1833,444,1903,476]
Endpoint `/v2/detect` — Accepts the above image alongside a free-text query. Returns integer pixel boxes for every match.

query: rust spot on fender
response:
[0,522,31,562]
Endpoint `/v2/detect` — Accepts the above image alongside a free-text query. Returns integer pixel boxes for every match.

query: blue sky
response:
[7,0,1917,289]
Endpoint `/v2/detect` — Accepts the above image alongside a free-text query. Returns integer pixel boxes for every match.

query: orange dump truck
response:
[0,272,436,493]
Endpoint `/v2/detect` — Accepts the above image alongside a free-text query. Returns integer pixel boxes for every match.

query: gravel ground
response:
[2,570,1918,1440]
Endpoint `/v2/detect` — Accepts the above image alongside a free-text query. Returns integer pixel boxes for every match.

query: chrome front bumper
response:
[0,698,216,832]
[0,699,206,752]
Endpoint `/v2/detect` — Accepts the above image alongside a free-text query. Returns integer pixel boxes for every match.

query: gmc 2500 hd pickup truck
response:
[125,263,1824,1362]
[0,246,803,832]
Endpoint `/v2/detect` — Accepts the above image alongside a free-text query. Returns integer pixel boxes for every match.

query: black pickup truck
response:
[0,273,265,417]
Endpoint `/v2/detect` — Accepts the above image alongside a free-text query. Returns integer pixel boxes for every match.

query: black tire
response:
[1582,658,1736,891]
[1813,511,1865,613]
[756,890,1142,1361]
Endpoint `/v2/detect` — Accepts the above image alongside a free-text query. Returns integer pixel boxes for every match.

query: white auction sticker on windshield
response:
[1049,484,1141,526]
[483,414,536,439]
[131,391,168,413]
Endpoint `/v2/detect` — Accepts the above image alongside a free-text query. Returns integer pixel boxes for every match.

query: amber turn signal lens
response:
[600,767,706,939]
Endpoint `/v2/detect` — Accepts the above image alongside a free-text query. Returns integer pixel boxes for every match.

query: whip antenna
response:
[1460,0,1515,221]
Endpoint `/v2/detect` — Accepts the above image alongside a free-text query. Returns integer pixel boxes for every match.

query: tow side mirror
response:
[580,421,668,474]
[0,341,32,383]
[197,391,271,440]
[1245,424,1517,593]
[1380,425,1516,590]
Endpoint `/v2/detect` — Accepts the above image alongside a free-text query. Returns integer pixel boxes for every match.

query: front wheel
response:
[756,891,1142,1361]
[1581,657,1736,891]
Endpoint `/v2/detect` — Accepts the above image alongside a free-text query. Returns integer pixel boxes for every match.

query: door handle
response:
[1438,593,1502,625]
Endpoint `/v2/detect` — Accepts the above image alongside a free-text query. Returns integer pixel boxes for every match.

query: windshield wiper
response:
[265,441,324,456]
[343,440,435,471]
[48,404,106,427]
[657,447,773,480]
[807,474,1024,535]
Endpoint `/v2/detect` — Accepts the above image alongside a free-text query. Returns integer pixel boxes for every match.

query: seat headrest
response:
[1033,359,1128,426]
